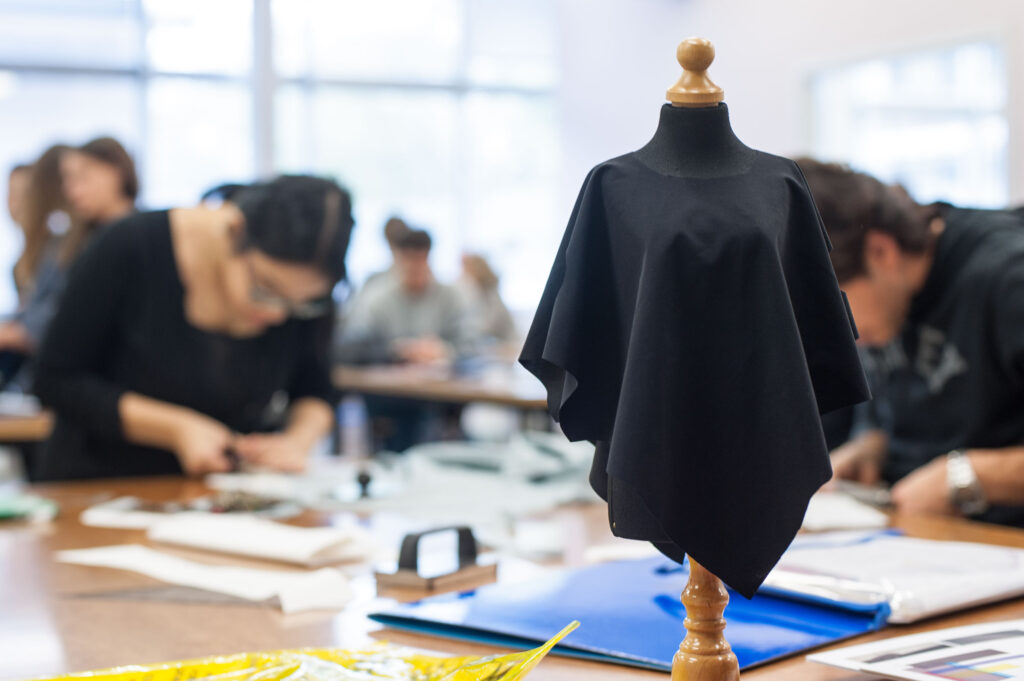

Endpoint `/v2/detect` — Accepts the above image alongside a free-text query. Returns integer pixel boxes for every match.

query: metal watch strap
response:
[946,449,988,516]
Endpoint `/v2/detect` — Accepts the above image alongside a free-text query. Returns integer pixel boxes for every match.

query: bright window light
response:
[810,41,1008,208]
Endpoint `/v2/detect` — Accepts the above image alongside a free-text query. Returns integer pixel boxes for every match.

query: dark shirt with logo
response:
[864,206,1024,525]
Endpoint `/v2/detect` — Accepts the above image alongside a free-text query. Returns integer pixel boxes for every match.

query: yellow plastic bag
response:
[31,621,579,681]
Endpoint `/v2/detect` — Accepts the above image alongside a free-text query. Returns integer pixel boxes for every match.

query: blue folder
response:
[369,556,889,672]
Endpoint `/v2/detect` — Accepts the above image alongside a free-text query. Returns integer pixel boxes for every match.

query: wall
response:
[556,0,1024,209]
[555,0,691,211]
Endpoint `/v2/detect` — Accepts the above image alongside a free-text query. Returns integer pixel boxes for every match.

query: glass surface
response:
[272,0,463,83]
[145,77,254,208]
[143,0,252,75]
[0,73,140,313]
[811,41,1008,208]
[0,0,141,69]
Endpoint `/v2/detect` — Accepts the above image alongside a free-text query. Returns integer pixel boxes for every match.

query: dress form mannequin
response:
[519,35,869,681]
[660,37,741,681]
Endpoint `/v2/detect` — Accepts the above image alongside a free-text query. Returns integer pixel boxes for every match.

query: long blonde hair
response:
[462,253,500,290]
[14,144,70,295]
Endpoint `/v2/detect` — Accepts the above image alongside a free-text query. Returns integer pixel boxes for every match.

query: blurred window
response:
[0,0,253,312]
[273,0,560,309]
[810,41,1008,208]
[143,0,252,76]
[0,1,141,69]
[145,78,253,208]
[0,0,559,314]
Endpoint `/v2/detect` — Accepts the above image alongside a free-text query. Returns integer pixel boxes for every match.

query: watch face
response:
[951,484,986,515]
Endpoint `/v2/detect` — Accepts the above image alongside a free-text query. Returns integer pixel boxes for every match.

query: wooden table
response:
[334,364,548,410]
[5,477,1024,680]
[0,411,52,443]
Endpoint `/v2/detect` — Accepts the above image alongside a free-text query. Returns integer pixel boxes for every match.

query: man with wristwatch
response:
[798,159,1024,526]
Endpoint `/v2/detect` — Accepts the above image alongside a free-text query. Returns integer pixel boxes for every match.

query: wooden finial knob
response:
[666,37,725,108]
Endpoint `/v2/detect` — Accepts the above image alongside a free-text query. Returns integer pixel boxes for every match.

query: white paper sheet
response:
[57,544,352,613]
[809,619,1024,680]
[146,515,376,567]
[766,531,1024,623]
[801,492,889,531]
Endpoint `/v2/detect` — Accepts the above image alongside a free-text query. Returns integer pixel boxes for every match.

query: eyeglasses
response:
[249,282,332,319]
[246,259,332,320]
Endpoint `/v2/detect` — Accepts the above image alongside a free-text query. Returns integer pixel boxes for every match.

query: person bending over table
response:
[798,158,1024,525]
[32,175,353,480]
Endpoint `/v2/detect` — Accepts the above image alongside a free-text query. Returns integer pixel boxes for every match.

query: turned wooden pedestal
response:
[671,558,740,681]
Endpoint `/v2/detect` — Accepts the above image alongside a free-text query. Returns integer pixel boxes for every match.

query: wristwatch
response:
[946,449,988,516]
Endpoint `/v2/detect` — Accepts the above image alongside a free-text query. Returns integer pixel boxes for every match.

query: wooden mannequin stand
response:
[672,559,739,681]
[667,38,740,681]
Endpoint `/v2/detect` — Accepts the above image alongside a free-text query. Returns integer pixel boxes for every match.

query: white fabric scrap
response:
[147,514,376,567]
[57,544,352,613]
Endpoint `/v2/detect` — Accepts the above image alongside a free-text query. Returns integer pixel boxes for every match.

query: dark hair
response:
[233,175,354,283]
[60,137,139,267]
[75,136,139,200]
[795,158,941,282]
[395,228,432,253]
[17,145,74,292]
[383,216,410,248]
[200,183,247,203]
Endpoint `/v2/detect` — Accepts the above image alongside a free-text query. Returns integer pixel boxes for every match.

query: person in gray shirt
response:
[335,228,476,365]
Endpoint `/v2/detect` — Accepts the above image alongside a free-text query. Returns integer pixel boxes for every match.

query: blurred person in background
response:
[334,228,474,365]
[0,146,75,388]
[1,160,41,389]
[456,253,517,346]
[6,164,31,251]
[798,158,1024,526]
[32,175,353,481]
[0,138,137,366]
[59,137,138,255]
[334,228,475,452]
[361,216,410,291]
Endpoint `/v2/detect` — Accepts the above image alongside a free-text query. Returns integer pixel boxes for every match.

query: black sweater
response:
[33,211,336,481]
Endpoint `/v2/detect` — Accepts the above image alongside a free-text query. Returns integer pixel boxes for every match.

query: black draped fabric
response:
[520,150,870,598]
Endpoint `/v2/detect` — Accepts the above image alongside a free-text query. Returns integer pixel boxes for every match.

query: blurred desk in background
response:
[333,364,548,411]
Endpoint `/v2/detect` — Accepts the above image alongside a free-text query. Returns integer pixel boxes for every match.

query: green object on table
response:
[0,494,58,522]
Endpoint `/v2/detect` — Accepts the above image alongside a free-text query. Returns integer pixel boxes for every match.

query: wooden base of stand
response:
[671,558,740,681]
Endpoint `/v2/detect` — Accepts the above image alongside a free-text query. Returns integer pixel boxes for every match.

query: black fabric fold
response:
[520,150,870,598]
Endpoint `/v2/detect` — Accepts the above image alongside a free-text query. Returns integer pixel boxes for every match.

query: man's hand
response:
[233,432,313,473]
[830,429,888,484]
[171,413,235,476]
[890,455,956,516]
[392,336,451,364]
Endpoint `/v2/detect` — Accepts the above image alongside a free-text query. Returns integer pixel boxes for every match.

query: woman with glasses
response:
[32,175,353,481]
